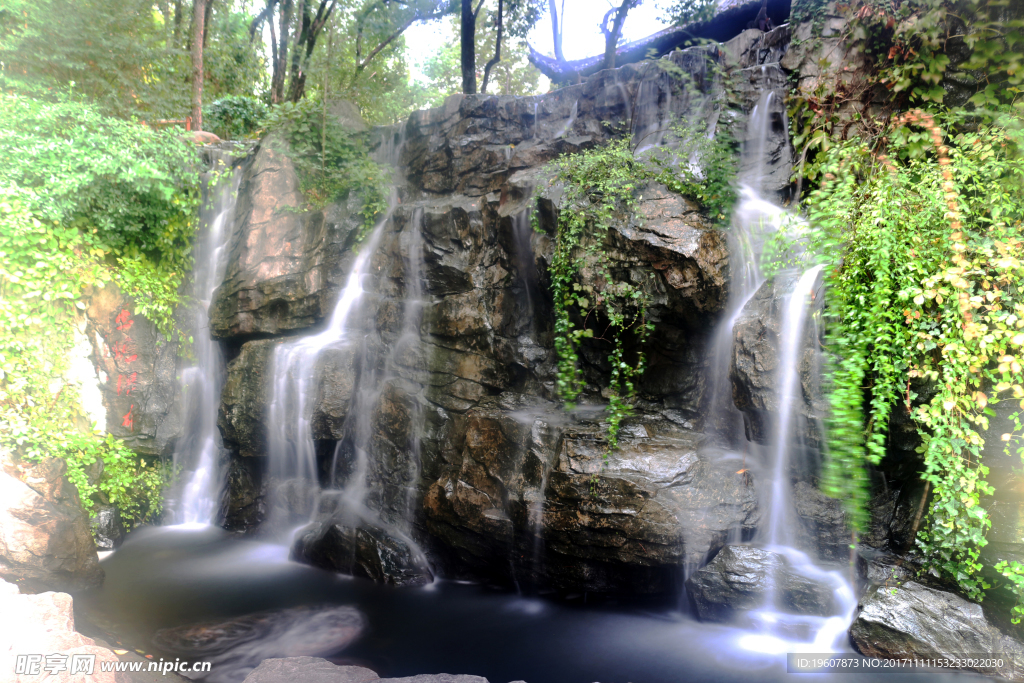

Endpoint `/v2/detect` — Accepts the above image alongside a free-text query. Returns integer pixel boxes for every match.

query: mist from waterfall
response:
[168,151,242,526]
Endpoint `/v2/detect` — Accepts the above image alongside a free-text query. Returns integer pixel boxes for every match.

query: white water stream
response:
[169,152,241,525]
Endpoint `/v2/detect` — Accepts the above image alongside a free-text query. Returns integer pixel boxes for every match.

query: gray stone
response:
[792,481,849,563]
[242,658,378,683]
[851,582,1024,680]
[686,545,838,621]
[730,272,825,445]
[89,504,125,551]
[240,657,491,683]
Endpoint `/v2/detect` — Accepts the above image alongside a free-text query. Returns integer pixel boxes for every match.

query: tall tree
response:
[480,0,503,93]
[461,0,478,93]
[461,0,541,94]
[546,0,563,63]
[600,0,639,70]
[251,0,452,103]
[191,0,208,129]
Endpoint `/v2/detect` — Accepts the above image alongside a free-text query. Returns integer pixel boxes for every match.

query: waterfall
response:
[169,150,242,526]
[264,202,394,527]
[695,55,855,656]
[765,265,823,546]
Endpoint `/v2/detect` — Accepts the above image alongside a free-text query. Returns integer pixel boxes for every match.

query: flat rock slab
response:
[851,581,1024,680]
[242,657,489,683]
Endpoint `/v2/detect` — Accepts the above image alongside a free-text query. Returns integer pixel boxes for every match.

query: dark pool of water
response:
[79,526,983,683]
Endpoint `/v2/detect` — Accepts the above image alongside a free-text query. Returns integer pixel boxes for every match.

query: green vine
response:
[796,109,1024,607]
[539,126,737,457]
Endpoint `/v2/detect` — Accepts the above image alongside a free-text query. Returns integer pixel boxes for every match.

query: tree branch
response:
[249,0,279,41]
[481,0,503,94]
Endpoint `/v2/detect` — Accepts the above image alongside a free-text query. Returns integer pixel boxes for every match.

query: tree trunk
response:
[480,0,503,94]
[286,0,309,101]
[203,0,215,49]
[173,0,184,44]
[461,0,476,94]
[190,0,207,131]
[601,1,634,70]
[547,0,564,63]
[271,0,294,103]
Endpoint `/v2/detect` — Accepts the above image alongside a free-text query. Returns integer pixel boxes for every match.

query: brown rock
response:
[0,459,103,593]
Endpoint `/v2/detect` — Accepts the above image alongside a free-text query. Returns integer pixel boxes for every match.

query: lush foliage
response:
[265,98,389,235]
[799,110,1024,609]
[539,122,737,453]
[0,93,200,527]
[0,0,266,119]
[205,95,269,140]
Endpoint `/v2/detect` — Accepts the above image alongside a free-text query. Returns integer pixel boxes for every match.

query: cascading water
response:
[698,68,856,657]
[169,150,242,525]
[264,204,393,528]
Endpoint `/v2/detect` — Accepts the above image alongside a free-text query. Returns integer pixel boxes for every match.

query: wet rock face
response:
[730,272,825,445]
[89,505,125,551]
[291,522,432,587]
[851,582,1024,680]
[215,41,789,593]
[0,458,103,593]
[422,399,759,592]
[209,136,367,341]
[686,545,838,621]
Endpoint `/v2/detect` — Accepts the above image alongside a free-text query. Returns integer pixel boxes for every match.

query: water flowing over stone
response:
[169,150,243,525]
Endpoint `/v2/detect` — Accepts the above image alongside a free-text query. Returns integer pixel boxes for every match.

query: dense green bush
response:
[204,95,268,141]
[0,92,201,527]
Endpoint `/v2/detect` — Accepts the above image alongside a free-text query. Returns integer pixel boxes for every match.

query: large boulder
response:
[851,582,1024,679]
[84,282,183,458]
[686,544,838,621]
[209,136,367,341]
[0,458,103,593]
[0,578,129,683]
[291,522,433,587]
[423,400,760,593]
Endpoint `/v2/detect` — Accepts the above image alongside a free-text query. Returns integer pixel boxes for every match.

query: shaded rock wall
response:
[211,37,808,592]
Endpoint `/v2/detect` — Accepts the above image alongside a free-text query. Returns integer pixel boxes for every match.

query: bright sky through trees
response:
[404,0,672,83]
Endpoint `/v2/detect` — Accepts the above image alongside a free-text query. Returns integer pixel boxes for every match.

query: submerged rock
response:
[291,522,433,587]
[154,606,365,682]
[0,458,103,593]
[850,582,1024,679]
[685,545,837,621]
